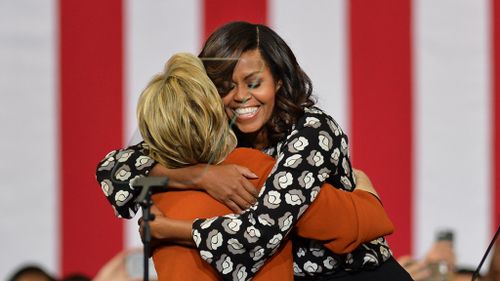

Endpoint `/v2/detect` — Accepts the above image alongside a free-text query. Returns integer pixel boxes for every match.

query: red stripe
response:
[59,0,124,276]
[492,0,500,231]
[348,0,413,256]
[202,0,268,41]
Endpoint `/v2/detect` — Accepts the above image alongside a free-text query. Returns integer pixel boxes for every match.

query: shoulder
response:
[290,106,345,137]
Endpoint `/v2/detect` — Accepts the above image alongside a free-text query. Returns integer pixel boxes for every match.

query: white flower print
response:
[318,131,333,151]
[341,176,353,190]
[331,147,340,166]
[286,129,299,140]
[115,166,131,181]
[101,180,113,196]
[244,226,261,243]
[285,189,305,206]
[200,217,217,229]
[216,255,233,274]
[328,119,341,136]
[257,214,275,226]
[250,246,265,261]
[248,213,256,225]
[297,247,306,257]
[263,190,281,209]
[363,253,378,265]
[208,230,223,250]
[99,157,115,171]
[228,238,245,254]
[104,150,117,159]
[233,264,248,281]
[278,212,294,232]
[323,256,337,269]
[135,155,153,170]
[222,218,242,234]
[114,190,131,206]
[251,259,266,273]
[304,117,321,128]
[342,158,351,175]
[294,262,304,275]
[346,253,354,264]
[228,219,242,231]
[341,137,348,153]
[272,171,293,189]
[289,136,309,152]
[380,245,390,259]
[200,250,213,261]
[298,171,315,189]
[284,154,302,168]
[116,150,133,162]
[267,234,283,248]
[193,229,201,247]
[304,261,319,273]
[307,150,324,167]
[304,107,322,114]
[310,187,320,201]
[317,167,331,182]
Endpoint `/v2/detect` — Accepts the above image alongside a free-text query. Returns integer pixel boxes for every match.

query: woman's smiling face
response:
[222,49,280,137]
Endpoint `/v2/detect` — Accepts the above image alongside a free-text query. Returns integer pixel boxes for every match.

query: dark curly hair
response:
[199,21,315,148]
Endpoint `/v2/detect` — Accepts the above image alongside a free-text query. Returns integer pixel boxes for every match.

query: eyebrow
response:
[243,71,263,81]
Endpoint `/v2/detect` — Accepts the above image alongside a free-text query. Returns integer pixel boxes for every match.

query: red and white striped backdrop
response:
[1,0,499,278]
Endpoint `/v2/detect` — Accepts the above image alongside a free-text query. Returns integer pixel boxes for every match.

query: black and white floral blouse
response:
[96,107,392,281]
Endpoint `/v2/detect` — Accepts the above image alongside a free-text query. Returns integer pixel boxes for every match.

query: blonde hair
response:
[137,52,236,168]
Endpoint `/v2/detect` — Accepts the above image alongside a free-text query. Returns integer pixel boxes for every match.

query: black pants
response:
[295,257,414,281]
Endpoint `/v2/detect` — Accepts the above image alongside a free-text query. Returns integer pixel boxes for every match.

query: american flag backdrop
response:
[1,0,499,278]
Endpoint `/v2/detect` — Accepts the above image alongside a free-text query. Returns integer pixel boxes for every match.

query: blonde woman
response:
[115,52,394,281]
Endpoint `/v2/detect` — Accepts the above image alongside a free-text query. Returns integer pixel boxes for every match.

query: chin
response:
[235,124,262,134]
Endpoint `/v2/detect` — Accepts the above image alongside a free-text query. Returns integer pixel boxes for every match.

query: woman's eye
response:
[248,81,260,89]
[217,83,236,96]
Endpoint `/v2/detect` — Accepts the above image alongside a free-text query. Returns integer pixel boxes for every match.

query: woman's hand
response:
[139,205,168,240]
[138,205,195,247]
[353,168,379,198]
[194,163,259,213]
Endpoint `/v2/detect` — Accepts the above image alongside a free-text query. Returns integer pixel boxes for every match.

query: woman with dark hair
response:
[97,22,412,280]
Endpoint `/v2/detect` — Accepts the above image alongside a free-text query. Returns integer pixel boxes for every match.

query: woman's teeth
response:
[234,107,258,115]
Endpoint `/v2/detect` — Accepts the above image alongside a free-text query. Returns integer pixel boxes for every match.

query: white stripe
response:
[413,0,491,268]
[269,0,349,133]
[124,0,202,249]
[0,0,58,279]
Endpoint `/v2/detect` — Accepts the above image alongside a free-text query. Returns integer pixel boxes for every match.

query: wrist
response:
[191,164,210,191]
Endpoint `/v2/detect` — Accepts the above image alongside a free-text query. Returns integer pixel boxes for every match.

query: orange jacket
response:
[152,147,394,281]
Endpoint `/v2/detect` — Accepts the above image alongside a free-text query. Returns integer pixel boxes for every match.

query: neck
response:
[237,128,268,150]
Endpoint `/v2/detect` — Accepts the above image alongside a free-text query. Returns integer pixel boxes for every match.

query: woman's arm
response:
[295,187,394,254]
[141,148,393,268]
[190,110,353,279]
[96,142,259,218]
[96,142,156,218]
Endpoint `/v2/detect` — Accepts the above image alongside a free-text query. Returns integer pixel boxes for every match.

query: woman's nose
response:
[233,84,252,103]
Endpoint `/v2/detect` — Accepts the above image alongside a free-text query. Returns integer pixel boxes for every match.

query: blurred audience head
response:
[7,265,55,281]
[454,267,480,281]
[61,273,92,281]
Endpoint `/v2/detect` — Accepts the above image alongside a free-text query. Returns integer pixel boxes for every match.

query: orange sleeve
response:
[295,187,394,254]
